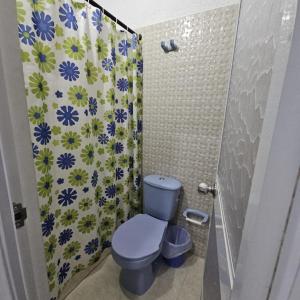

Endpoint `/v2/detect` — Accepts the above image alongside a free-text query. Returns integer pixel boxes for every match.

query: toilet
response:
[112,175,182,295]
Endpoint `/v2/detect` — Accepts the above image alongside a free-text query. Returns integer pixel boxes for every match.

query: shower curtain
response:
[16,0,143,298]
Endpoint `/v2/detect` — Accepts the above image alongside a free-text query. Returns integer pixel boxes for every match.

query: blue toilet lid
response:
[112,214,168,260]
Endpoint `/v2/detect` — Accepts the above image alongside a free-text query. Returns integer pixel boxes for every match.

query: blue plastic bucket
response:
[162,225,192,268]
[164,254,186,268]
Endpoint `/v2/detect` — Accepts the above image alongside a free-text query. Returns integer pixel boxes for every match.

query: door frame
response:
[0,0,50,299]
[0,149,27,300]
[267,3,300,299]
[269,169,300,300]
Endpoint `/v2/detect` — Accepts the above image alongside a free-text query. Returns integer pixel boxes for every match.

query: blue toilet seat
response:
[111,175,182,295]
[112,214,168,269]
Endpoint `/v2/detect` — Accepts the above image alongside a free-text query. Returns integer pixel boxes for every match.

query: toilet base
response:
[120,263,154,295]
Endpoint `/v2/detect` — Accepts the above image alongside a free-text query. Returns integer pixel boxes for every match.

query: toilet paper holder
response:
[183,208,209,226]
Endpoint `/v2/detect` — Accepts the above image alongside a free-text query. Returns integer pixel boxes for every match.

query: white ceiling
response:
[96,0,240,29]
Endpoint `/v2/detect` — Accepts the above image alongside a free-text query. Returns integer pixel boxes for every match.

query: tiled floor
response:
[65,254,204,300]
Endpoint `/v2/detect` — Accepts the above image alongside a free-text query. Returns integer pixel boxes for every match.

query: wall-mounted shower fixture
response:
[161,39,178,53]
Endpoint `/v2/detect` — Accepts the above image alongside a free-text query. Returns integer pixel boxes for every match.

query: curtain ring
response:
[114,16,119,31]
[87,0,91,9]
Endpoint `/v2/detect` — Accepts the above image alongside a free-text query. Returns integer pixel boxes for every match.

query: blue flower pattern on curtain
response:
[15,0,143,299]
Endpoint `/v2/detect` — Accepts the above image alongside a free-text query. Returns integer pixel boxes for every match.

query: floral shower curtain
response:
[16,0,143,298]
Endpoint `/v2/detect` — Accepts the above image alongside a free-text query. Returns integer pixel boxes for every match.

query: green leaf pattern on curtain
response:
[16,0,143,298]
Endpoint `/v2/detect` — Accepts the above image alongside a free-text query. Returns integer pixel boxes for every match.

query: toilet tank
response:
[143,175,182,221]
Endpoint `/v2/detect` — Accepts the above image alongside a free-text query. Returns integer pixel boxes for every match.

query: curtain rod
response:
[86,0,142,40]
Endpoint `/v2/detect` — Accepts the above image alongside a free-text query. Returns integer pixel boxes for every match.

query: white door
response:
[230,2,300,299]
[0,0,50,299]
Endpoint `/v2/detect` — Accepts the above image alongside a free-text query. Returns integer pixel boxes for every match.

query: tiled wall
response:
[139,5,239,257]
[100,0,240,28]
[218,0,297,268]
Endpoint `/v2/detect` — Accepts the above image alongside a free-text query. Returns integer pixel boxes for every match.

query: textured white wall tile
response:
[218,0,297,268]
[99,0,240,28]
[140,5,239,257]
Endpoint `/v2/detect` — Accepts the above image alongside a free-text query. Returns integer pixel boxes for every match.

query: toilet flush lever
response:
[198,182,216,198]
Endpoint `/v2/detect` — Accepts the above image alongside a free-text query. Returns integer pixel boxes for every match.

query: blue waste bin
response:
[161,225,192,268]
